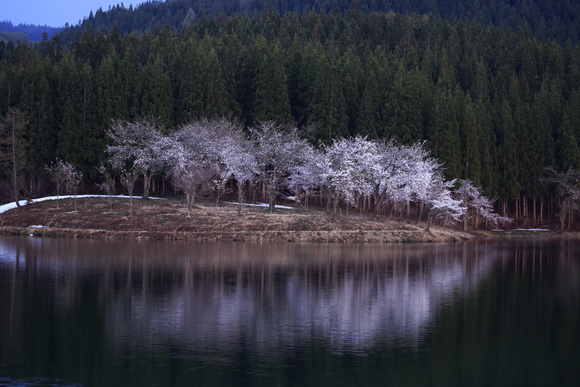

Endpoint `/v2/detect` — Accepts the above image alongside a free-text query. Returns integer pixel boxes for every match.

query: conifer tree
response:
[292,41,320,125]
[557,113,580,171]
[219,35,242,119]
[56,53,84,169]
[0,107,28,208]
[235,45,258,124]
[79,60,100,177]
[385,64,424,144]
[559,90,580,171]
[461,96,481,186]
[340,47,364,136]
[177,42,204,121]
[200,47,230,119]
[120,45,140,120]
[308,51,348,143]
[497,99,520,211]
[471,60,490,102]
[514,99,542,207]
[357,60,383,139]
[0,48,23,113]
[253,40,293,125]
[474,97,496,197]
[517,35,541,99]
[19,54,55,173]
[428,88,462,180]
[97,50,125,127]
[287,38,306,123]
[141,56,173,126]
[533,85,556,170]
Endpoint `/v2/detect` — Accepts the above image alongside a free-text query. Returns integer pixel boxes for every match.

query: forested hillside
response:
[1,4,579,224]
[59,0,580,45]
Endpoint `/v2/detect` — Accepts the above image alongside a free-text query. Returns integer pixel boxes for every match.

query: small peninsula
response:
[0,196,477,243]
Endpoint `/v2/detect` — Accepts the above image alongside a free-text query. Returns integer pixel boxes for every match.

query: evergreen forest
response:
[1,0,580,226]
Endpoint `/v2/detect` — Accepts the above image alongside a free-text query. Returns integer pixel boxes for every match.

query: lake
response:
[0,236,578,386]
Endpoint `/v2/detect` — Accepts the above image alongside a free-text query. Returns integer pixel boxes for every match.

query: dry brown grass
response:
[0,197,474,243]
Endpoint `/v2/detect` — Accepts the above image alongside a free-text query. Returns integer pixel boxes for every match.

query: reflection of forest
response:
[1,237,578,357]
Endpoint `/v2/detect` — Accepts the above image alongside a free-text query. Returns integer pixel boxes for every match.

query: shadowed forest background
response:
[1,0,580,226]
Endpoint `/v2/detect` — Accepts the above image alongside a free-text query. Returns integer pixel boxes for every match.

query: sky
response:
[2,1,143,27]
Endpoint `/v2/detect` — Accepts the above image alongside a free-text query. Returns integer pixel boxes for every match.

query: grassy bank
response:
[0,196,476,243]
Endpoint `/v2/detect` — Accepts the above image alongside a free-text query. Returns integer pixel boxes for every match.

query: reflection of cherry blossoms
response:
[2,237,579,365]
[104,246,498,360]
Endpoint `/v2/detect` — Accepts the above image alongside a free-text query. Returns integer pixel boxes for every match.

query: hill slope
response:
[58,0,580,44]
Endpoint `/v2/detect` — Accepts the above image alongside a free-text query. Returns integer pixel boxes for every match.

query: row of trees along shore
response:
[0,8,579,226]
[106,118,512,230]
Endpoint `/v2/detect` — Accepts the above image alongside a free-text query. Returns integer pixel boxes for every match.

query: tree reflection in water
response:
[0,237,578,387]
[2,238,497,355]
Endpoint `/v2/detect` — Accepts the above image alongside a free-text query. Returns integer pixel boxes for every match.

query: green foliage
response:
[20,52,56,174]
[497,100,520,202]
[557,114,580,171]
[97,50,125,126]
[307,50,348,143]
[429,88,462,181]
[339,47,364,136]
[140,57,174,126]
[357,56,384,139]
[253,40,292,125]
[460,97,481,186]
[0,107,28,205]
[385,64,425,144]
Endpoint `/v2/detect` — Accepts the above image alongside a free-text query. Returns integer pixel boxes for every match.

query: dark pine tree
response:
[253,40,293,125]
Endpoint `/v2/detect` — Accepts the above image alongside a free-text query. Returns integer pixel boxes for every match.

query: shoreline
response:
[0,196,575,243]
[0,225,474,243]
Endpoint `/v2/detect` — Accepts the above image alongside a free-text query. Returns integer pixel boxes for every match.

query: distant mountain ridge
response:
[55,0,579,44]
[0,21,62,42]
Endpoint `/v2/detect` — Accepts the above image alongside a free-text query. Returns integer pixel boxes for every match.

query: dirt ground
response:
[0,196,480,243]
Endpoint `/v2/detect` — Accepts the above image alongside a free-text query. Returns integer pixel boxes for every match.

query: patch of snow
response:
[29,225,48,228]
[513,228,551,232]
[224,201,295,210]
[0,195,166,214]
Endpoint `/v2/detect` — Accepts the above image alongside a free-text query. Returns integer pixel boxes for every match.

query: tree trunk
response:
[237,181,244,215]
[522,194,527,226]
[374,194,381,216]
[186,192,192,218]
[143,171,152,199]
[10,119,21,208]
[267,171,276,213]
[333,196,340,216]
[417,202,424,224]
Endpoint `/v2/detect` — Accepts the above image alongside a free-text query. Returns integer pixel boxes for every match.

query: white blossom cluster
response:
[106,118,506,227]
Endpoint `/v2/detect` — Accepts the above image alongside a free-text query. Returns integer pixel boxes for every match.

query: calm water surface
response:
[0,236,578,386]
